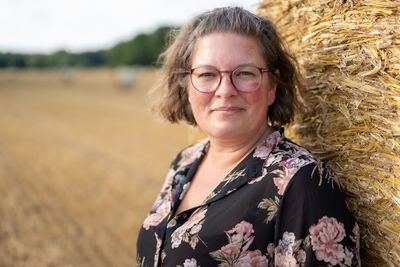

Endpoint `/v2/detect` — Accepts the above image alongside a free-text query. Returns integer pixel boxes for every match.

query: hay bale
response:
[61,67,77,84]
[115,66,139,90]
[256,0,400,265]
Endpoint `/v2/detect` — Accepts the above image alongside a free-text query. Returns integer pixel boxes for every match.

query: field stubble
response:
[0,68,189,266]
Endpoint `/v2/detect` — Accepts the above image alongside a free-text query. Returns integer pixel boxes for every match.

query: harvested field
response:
[0,68,188,266]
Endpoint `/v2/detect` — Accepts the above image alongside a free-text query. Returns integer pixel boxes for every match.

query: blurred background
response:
[0,1,258,266]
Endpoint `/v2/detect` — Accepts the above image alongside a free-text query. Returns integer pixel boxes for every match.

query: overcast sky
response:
[1,0,260,54]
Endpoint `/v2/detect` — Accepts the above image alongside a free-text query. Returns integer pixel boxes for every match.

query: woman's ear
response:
[267,69,279,106]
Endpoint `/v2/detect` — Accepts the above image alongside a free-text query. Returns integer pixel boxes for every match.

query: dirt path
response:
[0,68,189,266]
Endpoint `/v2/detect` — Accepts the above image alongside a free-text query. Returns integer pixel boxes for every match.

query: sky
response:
[1,0,260,54]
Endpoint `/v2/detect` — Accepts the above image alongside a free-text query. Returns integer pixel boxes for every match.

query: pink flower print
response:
[220,243,240,261]
[151,168,176,212]
[180,183,190,200]
[150,195,163,212]
[248,164,268,184]
[231,233,245,244]
[296,249,306,263]
[153,233,162,267]
[253,131,280,159]
[171,207,207,249]
[273,167,298,195]
[171,228,185,248]
[352,222,359,237]
[179,139,208,166]
[309,216,346,265]
[289,142,311,155]
[143,202,170,230]
[227,221,254,238]
[282,231,295,245]
[352,222,361,264]
[210,222,259,266]
[242,236,255,252]
[248,175,264,185]
[183,258,199,267]
[279,232,296,255]
[190,224,202,235]
[236,250,268,267]
[279,157,310,169]
[180,147,197,166]
[185,207,207,229]
[163,168,176,188]
[275,253,297,267]
[265,154,280,167]
[344,247,354,266]
[267,243,275,259]
[226,189,235,195]
[253,145,271,159]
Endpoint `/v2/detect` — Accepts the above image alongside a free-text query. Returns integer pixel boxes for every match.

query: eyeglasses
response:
[187,64,272,93]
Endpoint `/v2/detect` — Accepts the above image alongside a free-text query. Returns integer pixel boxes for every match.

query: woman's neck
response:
[205,125,274,171]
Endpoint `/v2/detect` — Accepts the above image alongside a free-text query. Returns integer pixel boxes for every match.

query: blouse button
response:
[167,218,177,228]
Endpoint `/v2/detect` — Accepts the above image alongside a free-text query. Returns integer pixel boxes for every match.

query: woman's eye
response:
[236,71,255,77]
[199,72,217,78]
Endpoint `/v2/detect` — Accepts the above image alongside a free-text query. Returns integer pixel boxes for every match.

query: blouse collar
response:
[170,128,285,213]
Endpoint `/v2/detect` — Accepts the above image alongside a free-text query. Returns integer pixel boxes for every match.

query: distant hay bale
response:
[256,0,400,265]
[115,66,139,90]
[61,67,76,83]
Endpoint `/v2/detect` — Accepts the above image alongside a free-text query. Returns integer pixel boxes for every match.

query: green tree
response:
[104,25,177,66]
[0,25,177,68]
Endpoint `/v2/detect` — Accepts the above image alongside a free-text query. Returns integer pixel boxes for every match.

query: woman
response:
[137,7,360,267]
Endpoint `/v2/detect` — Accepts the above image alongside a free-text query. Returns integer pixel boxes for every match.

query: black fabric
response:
[136,129,360,267]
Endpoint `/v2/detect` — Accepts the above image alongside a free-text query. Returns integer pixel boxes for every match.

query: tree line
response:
[0,26,176,68]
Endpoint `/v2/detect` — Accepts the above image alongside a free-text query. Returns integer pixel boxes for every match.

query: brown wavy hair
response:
[154,6,304,127]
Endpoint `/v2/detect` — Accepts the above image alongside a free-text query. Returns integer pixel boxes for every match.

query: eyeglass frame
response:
[186,64,273,93]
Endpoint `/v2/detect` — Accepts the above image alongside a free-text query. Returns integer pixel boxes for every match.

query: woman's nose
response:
[215,73,238,97]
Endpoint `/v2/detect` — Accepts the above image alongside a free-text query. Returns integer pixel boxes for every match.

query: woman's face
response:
[188,32,277,141]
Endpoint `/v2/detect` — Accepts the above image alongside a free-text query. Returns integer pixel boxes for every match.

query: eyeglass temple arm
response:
[261,68,274,73]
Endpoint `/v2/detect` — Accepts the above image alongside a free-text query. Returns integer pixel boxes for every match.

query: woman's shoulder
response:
[277,130,319,163]
[275,135,343,194]
[253,128,342,191]
[170,137,210,169]
[277,135,340,186]
[255,128,320,168]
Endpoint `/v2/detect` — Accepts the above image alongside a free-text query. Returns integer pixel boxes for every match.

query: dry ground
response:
[0,68,190,266]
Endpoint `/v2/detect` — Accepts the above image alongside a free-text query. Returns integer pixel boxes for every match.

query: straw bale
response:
[256,0,400,265]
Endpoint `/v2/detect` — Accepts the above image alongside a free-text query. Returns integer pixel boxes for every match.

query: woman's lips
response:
[212,106,243,115]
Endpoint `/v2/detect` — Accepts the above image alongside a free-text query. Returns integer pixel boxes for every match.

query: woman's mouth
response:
[212,106,243,115]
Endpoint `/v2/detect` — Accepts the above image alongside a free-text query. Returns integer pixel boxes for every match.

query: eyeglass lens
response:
[191,65,262,93]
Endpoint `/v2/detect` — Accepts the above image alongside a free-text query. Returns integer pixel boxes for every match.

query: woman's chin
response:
[203,123,247,140]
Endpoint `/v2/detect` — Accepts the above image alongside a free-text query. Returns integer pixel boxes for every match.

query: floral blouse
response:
[136,128,360,266]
